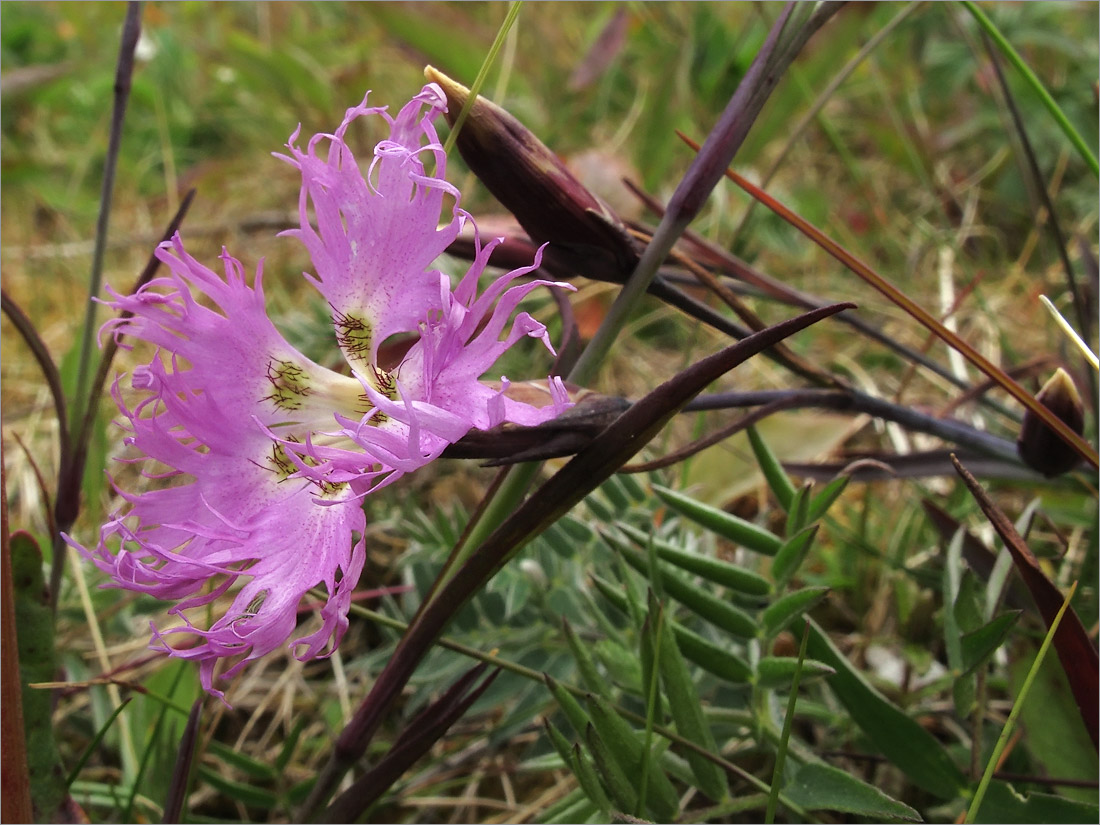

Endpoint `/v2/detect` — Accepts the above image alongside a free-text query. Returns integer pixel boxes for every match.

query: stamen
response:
[264,359,311,411]
[332,308,373,366]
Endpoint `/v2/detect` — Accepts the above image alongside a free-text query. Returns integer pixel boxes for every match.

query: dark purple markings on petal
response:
[266,441,299,479]
[316,478,347,497]
[371,365,397,401]
[361,365,398,427]
[264,359,312,411]
[266,438,350,497]
[332,307,373,366]
[356,389,371,409]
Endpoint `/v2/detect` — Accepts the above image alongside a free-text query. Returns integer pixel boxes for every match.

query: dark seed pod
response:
[1017,368,1086,477]
[425,65,639,284]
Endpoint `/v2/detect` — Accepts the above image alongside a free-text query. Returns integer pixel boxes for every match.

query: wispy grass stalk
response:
[962,0,1098,178]
[441,2,522,158]
[964,581,1079,823]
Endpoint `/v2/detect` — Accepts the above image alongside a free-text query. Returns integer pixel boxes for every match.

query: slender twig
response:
[1,290,70,462]
[979,29,1096,406]
[681,137,1098,469]
[732,1,919,243]
[962,0,1098,177]
[681,388,1023,463]
[71,1,142,438]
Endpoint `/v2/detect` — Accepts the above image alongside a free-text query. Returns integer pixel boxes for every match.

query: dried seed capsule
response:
[425,65,639,283]
[1017,367,1086,477]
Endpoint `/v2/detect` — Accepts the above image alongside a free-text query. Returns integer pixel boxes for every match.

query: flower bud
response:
[425,66,639,283]
[1017,367,1086,476]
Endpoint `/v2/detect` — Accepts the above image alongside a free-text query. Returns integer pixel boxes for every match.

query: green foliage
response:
[11,532,67,820]
[646,595,727,801]
[653,483,784,556]
[542,471,887,819]
[970,781,1099,824]
[784,762,922,822]
[806,621,968,800]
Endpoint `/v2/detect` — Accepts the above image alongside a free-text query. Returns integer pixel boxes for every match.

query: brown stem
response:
[1,440,33,822]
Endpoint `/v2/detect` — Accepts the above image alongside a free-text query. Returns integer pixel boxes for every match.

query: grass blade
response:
[950,454,1098,746]
[677,133,1099,470]
[162,700,202,824]
[962,0,1098,177]
[965,582,1079,824]
[806,618,967,799]
[765,621,810,823]
[71,2,142,436]
[649,595,728,801]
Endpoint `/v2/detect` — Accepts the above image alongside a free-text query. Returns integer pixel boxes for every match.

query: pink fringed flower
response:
[70,84,573,698]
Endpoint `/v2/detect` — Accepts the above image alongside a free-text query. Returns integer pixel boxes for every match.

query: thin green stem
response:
[637,604,666,820]
[965,581,1079,823]
[441,1,523,158]
[962,0,1098,177]
[765,621,810,824]
[413,0,530,593]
